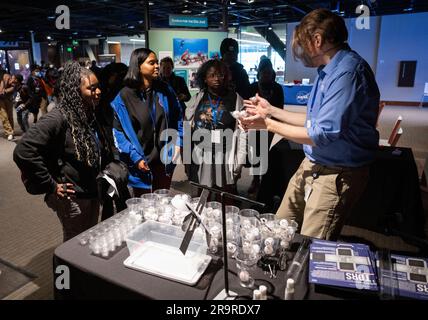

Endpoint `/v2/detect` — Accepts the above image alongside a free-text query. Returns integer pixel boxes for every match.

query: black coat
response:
[163,73,191,111]
[13,108,101,198]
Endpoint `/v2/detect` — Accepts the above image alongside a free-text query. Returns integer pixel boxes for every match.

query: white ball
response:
[212,209,221,219]
[264,237,275,247]
[232,111,240,119]
[263,245,274,255]
[171,195,187,210]
[252,244,260,254]
[239,270,250,282]
[252,227,260,236]
[227,242,237,254]
[279,219,289,228]
[239,110,248,117]
[160,197,169,205]
[241,219,251,229]
[280,240,290,249]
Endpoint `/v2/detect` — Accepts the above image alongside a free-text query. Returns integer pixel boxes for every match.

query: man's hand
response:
[56,183,75,199]
[138,159,150,172]
[243,94,272,119]
[239,114,268,131]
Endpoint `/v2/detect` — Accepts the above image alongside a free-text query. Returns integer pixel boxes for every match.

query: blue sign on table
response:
[169,15,208,28]
[283,84,313,105]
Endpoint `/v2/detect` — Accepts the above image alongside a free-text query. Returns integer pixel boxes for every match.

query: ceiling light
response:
[47,36,52,40]
[107,41,120,44]
[403,7,413,12]
[236,39,268,45]
[149,1,154,5]
[129,39,146,42]
[0,29,2,33]
[241,31,262,37]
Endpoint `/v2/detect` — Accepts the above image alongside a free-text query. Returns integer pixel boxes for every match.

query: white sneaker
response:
[7,135,14,141]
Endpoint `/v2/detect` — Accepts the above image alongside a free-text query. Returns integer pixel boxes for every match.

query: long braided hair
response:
[57,61,99,167]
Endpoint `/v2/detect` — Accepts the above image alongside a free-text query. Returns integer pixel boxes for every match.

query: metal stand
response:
[190,182,266,300]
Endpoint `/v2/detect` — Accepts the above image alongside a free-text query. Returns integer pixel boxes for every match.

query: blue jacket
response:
[111,83,183,189]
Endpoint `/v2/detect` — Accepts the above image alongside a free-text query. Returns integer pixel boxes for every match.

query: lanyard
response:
[208,94,221,128]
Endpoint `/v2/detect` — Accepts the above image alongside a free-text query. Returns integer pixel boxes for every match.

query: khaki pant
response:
[276,157,369,240]
[0,98,14,136]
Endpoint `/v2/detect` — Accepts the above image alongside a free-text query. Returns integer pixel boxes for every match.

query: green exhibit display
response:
[149,29,227,93]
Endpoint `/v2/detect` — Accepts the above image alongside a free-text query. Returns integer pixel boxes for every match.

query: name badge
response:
[306,120,312,128]
[304,185,313,203]
[212,130,221,144]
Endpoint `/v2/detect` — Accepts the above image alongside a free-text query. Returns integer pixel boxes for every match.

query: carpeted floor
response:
[0,105,427,299]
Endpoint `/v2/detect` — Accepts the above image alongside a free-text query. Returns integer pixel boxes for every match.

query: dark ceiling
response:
[0,0,427,42]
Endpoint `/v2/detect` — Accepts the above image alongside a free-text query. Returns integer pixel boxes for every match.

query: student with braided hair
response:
[14,60,104,241]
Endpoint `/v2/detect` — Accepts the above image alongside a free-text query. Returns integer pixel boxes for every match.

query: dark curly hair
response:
[57,61,99,167]
[195,59,229,90]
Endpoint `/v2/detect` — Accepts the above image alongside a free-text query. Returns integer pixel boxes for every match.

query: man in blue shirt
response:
[241,9,380,240]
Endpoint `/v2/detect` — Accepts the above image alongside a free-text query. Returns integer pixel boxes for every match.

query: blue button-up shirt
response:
[304,48,380,167]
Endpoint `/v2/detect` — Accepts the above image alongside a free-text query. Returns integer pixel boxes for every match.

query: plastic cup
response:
[125,197,144,214]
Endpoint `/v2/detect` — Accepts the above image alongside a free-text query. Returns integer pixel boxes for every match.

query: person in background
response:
[220,38,251,100]
[111,48,183,197]
[14,61,105,242]
[90,60,102,80]
[26,64,47,123]
[0,70,16,140]
[13,74,30,133]
[160,57,191,113]
[241,9,379,241]
[97,62,129,220]
[185,59,246,195]
[42,68,60,106]
[247,57,285,196]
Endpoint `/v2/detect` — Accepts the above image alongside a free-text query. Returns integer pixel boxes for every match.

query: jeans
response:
[16,107,30,132]
[46,194,100,242]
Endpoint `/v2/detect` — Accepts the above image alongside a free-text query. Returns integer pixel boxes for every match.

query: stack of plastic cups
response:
[205,202,223,254]
[239,209,261,260]
[225,205,240,259]
[259,213,278,257]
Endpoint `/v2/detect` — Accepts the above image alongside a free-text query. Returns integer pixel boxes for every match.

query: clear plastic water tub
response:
[123,220,211,285]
